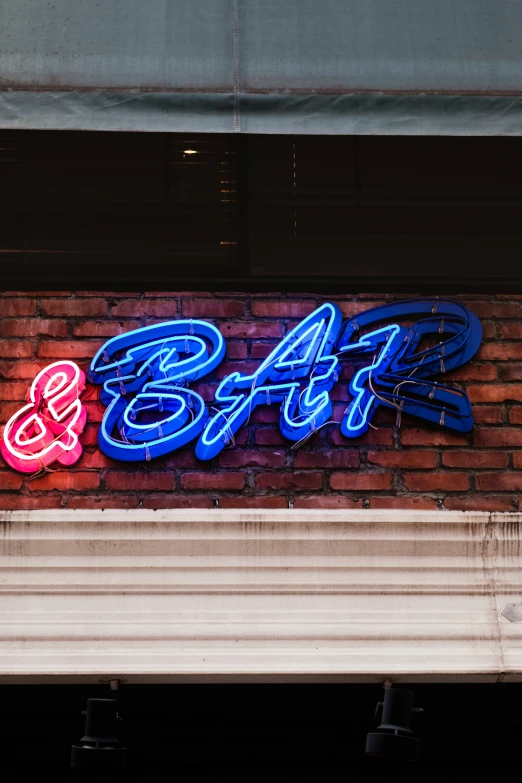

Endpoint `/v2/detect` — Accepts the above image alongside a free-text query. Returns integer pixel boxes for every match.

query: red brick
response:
[0,342,33,359]
[474,428,522,447]
[249,407,280,424]
[30,472,100,491]
[470,385,522,403]
[444,496,514,512]
[337,301,386,318]
[190,383,215,402]
[219,496,288,509]
[77,451,118,469]
[510,407,522,424]
[0,299,36,316]
[226,341,247,359]
[251,301,317,318]
[220,322,282,339]
[0,402,23,419]
[499,324,522,339]
[501,364,522,381]
[81,425,99,447]
[255,429,286,446]
[294,450,359,469]
[218,450,286,468]
[73,321,140,337]
[400,427,468,446]
[251,343,279,360]
[256,472,322,490]
[0,472,23,490]
[0,361,46,379]
[476,473,522,491]
[478,344,522,361]
[143,494,214,509]
[330,473,392,491]
[38,340,102,359]
[82,403,104,423]
[329,428,393,446]
[77,291,140,298]
[181,472,245,490]
[481,323,496,340]
[294,495,363,509]
[145,291,210,298]
[470,303,522,319]
[113,300,178,318]
[106,472,175,491]
[67,495,140,509]
[182,300,244,318]
[512,452,522,468]
[403,473,469,492]
[369,497,439,510]
[1,319,68,338]
[446,364,497,382]
[41,299,108,317]
[367,450,436,469]
[0,381,29,400]
[160,450,200,469]
[442,451,508,469]
[473,406,503,424]
[0,495,62,509]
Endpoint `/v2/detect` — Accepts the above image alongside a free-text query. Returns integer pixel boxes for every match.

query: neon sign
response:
[1,361,87,473]
[88,320,225,461]
[1,299,482,471]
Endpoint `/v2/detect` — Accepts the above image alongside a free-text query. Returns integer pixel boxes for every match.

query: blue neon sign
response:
[86,299,482,463]
[88,320,225,461]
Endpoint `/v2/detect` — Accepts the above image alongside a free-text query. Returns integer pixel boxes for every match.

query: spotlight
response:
[365,687,422,761]
[71,698,126,770]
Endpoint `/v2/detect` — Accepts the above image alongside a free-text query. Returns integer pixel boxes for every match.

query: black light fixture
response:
[71,698,126,770]
[366,687,422,761]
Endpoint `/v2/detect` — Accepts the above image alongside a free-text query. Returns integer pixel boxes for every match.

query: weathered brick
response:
[143,494,214,509]
[478,344,522,361]
[500,364,522,381]
[442,451,508,469]
[30,472,100,491]
[216,362,259,380]
[369,496,439,510]
[256,472,322,490]
[106,472,175,491]
[0,495,62,509]
[0,361,46,379]
[404,473,469,491]
[218,450,285,468]
[38,340,102,359]
[0,472,23,490]
[294,495,363,509]
[255,429,286,446]
[67,495,140,509]
[73,321,140,337]
[112,300,177,318]
[444,496,514,512]
[41,299,108,317]
[0,381,29,400]
[509,407,522,424]
[499,323,522,339]
[511,452,522,469]
[251,301,317,318]
[251,343,279,360]
[0,342,33,359]
[294,450,359,469]
[219,496,288,509]
[367,450,436,469]
[476,473,522,491]
[182,300,244,318]
[446,364,497,381]
[0,299,36,317]
[473,406,503,424]
[181,472,245,490]
[470,303,522,319]
[330,473,392,491]
[329,428,393,446]
[220,322,282,339]
[1,319,68,338]
[400,427,467,447]
[474,428,522,447]
[337,301,386,318]
[226,341,247,359]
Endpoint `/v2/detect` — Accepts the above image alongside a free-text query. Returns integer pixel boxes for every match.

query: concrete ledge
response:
[0,509,520,683]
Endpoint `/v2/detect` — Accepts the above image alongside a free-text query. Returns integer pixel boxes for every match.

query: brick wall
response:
[0,290,521,513]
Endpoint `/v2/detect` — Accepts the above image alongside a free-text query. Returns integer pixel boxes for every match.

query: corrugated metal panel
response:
[1,0,522,133]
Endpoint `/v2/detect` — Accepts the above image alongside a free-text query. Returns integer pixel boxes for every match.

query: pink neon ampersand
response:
[0,361,87,474]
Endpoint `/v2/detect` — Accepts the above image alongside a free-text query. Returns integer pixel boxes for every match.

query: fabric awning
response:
[2,0,522,135]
